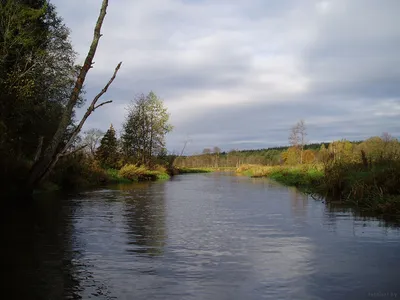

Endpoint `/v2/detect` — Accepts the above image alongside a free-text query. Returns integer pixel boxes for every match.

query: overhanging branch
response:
[91,62,121,107]
[61,61,122,154]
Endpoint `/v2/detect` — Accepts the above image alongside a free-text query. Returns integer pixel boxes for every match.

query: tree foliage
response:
[0,0,79,190]
[0,0,122,196]
[174,134,400,169]
[122,92,173,166]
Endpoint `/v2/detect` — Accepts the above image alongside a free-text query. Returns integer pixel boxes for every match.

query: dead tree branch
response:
[62,62,122,153]
[60,144,88,157]
[33,136,44,163]
[94,100,112,110]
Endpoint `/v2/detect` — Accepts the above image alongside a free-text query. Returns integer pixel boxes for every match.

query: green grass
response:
[146,170,170,180]
[105,168,132,184]
[237,164,323,193]
[119,164,170,181]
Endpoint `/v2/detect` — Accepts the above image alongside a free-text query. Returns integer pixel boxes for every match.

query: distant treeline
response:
[173,137,397,168]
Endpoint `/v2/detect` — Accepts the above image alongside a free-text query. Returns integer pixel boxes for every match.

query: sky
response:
[51,0,400,154]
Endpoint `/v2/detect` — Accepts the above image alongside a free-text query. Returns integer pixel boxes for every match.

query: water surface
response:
[2,173,400,299]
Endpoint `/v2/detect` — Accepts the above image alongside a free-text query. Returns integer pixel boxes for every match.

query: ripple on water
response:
[2,174,400,300]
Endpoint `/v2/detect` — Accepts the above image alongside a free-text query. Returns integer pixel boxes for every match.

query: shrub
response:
[49,154,110,189]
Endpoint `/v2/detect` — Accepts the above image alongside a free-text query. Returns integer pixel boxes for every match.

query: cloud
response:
[52,0,400,153]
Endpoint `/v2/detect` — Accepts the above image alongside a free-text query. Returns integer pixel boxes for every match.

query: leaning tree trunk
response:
[26,0,120,193]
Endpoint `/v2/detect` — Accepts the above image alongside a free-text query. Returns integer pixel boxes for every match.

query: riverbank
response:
[174,167,214,174]
[237,163,400,217]
[37,165,231,194]
[36,163,171,193]
[174,167,235,174]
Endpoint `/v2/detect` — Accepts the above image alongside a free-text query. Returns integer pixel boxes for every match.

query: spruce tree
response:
[96,124,118,168]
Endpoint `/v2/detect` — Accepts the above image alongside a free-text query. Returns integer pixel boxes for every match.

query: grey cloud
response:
[303,0,400,100]
[53,0,400,153]
[166,95,400,152]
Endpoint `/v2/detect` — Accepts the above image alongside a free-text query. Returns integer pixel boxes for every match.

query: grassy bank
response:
[237,164,324,193]
[237,163,400,217]
[178,168,213,174]
[175,167,214,174]
[119,164,170,181]
[37,161,171,193]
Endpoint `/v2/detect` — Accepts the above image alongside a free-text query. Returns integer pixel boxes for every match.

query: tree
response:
[179,136,192,156]
[328,139,354,163]
[289,120,307,164]
[202,148,211,154]
[122,92,173,166]
[281,147,299,165]
[0,1,74,152]
[302,149,315,164]
[380,132,399,160]
[83,128,104,156]
[213,146,221,154]
[0,0,85,194]
[318,144,330,163]
[26,0,122,192]
[96,124,118,168]
[212,146,221,167]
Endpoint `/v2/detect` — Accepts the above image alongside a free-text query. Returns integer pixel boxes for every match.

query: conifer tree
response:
[96,124,118,168]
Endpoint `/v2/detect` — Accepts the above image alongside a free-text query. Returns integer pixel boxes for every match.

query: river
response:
[2,173,400,299]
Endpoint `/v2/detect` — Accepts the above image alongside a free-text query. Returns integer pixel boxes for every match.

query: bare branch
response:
[91,62,122,109]
[94,100,112,110]
[39,144,88,184]
[58,62,121,159]
[60,144,88,157]
[63,62,122,152]
[33,136,44,163]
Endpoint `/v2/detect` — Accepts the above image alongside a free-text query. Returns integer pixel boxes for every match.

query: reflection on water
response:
[2,174,400,300]
[1,194,83,299]
[122,183,166,256]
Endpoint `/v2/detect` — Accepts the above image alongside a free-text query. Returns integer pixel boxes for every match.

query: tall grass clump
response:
[119,164,170,181]
[322,159,400,214]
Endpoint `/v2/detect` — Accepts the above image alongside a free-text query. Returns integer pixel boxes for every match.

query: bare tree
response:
[289,120,307,164]
[202,148,211,154]
[213,146,221,154]
[381,132,394,143]
[26,0,122,191]
[179,136,192,156]
[83,128,105,156]
[213,146,221,168]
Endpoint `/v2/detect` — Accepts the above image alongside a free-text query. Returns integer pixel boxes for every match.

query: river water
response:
[2,173,400,299]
